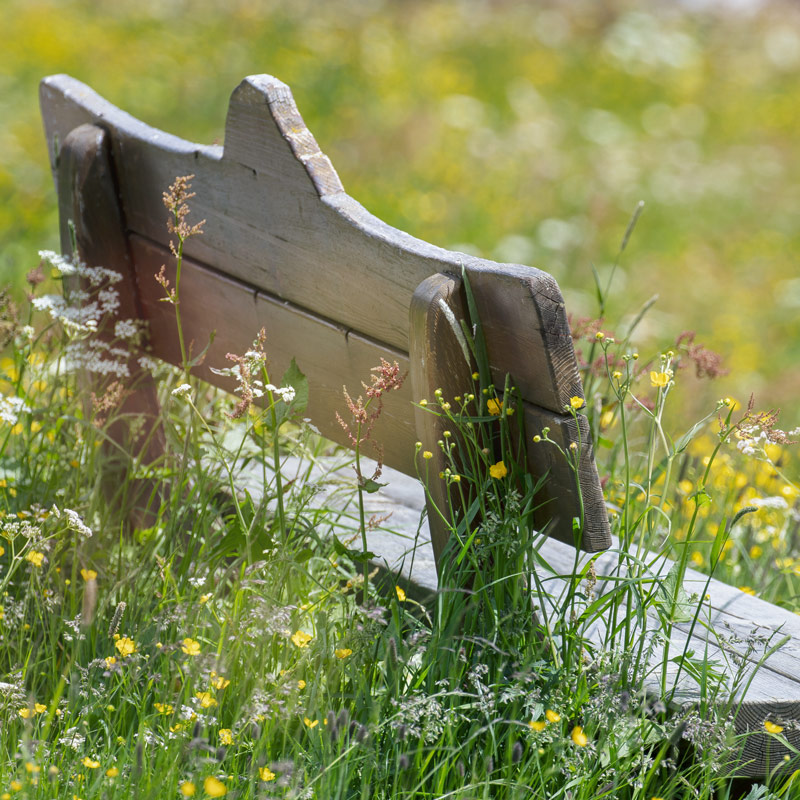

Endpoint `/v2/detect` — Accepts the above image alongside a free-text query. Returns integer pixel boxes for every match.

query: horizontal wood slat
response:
[129,235,418,475]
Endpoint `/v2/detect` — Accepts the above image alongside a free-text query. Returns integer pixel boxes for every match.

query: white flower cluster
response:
[114,319,140,340]
[38,250,123,286]
[266,383,296,403]
[171,383,192,398]
[736,426,770,457]
[0,395,31,425]
[750,496,789,511]
[64,508,93,539]
[64,340,130,378]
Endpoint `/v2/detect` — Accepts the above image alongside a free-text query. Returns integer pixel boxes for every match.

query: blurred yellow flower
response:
[529,720,546,732]
[487,398,501,415]
[297,680,306,690]
[219,729,233,745]
[195,692,217,709]
[25,550,44,568]
[304,717,318,728]
[291,630,312,648]
[571,725,588,746]
[80,569,97,581]
[259,767,276,782]
[545,709,560,723]
[335,648,353,659]
[395,586,407,602]
[180,782,196,797]
[210,673,230,690]
[203,776,226,796]
[105,767,119,778]
[82,757,100,769]
[422,451,433,460]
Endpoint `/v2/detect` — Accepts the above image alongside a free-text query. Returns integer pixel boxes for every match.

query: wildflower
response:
[487,398,501,415]
[82,757,100,769]
[297,680,306,690]
[181,638,201,656]
[765,721,784,734]
[115,637,136,657]
[739,586,756,595]
[171,383,192,397]
[218,729,233,745]
[545,709,560,723]
[25,550,44,568]
[80,569,97,581]
[18,708,32,719]
[104,657,117,668]
[749,545,763,560]
[203,776,226,796]
[195,692,217,709]
[210,673,230,690]
[9,781,22,792]
[650,371,671,387]
[419,399,427,407]
[335,648,353,659]
[34,703,46,713]
[105,767,119,778]
[571,725,588,746]
[422,451,433,460]
[569,396,584,410]
[154,703,173,714]
[291,630,312,648]
[489,461,507,480]
[259,767,276,781]
[180,782,196,797]
[199,594,211,605]
[304,717,319,728]
[395,586,407,602]
[529,720,546,732]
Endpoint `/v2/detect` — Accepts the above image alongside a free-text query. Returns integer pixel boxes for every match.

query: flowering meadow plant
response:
[0,185,797,799]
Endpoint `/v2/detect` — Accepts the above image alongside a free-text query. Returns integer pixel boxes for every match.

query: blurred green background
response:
[2,0,799,425]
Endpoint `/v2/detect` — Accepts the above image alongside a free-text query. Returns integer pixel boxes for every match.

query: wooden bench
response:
[39,73,800,778]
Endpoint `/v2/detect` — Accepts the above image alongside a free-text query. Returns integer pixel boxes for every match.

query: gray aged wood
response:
[40,72,611,556]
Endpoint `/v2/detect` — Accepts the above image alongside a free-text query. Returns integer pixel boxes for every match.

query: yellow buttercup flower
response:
[765,721,784,734]
[335,648,353,659]
[569,396,584,410]
[297,680,306,690]
[259,767,276,782]
[180,781,196,797]
[422,451,433,460]
[489,461,507,480]
[487,398,501,416]
[115,637,136,657]
[291,630,312,648]
[203,776,226,797]
[154,702,173,714]
[304,717,319,728]
[571,725,588,746]
[195,692,217,709]
[105,767,119,778]
[545,709,560,723]
[529,720,546,732]
[181,638,201,656]
[395,586,407,602]
[219,729,233,745]
[650,371,671,387]
[25,550,44,568]
[80,569,97,581]
[82,757,100,769]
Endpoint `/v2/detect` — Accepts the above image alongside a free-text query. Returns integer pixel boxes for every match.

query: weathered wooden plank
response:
[410,272,611,557]
[40,74,584,417]
[129,235,418,475]
[57,124,164,525]
[537,534,800,776]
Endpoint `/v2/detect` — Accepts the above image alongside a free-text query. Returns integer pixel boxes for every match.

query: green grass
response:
[0,197,799,798]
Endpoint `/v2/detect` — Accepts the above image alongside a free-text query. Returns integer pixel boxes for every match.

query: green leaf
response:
[281,358,308,415]
[361,479,387,494]
[657,562,695,623]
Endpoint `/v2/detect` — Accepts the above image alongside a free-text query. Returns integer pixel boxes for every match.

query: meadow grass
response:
[0,188,799,800]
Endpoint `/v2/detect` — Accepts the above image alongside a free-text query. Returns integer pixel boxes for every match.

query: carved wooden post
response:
[57,123,164,527]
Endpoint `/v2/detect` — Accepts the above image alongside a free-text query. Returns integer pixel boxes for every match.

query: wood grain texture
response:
[57,123,165,524]
[537,535,800,776]
[410,272,611,559]
[129,236,417,475]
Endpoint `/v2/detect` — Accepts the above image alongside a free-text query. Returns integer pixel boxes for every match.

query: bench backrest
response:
[40,73,610,565]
